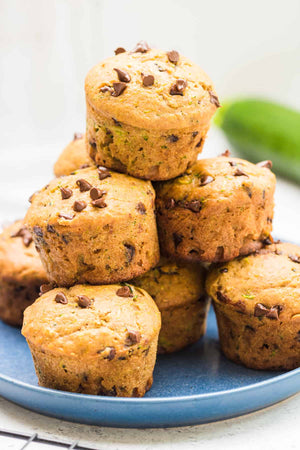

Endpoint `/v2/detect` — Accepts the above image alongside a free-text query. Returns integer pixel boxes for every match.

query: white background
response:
[0,0,299,448]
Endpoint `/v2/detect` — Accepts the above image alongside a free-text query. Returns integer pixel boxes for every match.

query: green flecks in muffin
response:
[242,294,256,299]
[143,135,149,141]
[161,145,168,149]
[176,174,194,185]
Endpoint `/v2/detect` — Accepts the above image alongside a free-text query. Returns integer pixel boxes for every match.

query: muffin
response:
[54,133,93,177]
[133,257,210,353]
[156,156,276,263]
[25,167,159,286]
[206,242,300,370]
[0,220,48,326]
[85,42,219,180]
[22,284,161,396]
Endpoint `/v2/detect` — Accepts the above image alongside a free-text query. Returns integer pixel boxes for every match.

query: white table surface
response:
[0,130,299,449]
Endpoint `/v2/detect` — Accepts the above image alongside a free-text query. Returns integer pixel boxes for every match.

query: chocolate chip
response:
[209,90,220,107]
[62,235,69,244]
[229,160,237,167]
[55,292,68,304]
[254,303,268,317]
[266,307,279,320]
[170,79,187,95]
[90,187,106,200]
[58,213,74,220]
[136,202,146,214]
[220,268,228,273]
[112,82,127,97]
[14,227,33,247]
[79,163,91,170]
[215,246,225,260]
[289,255,300,263]
[73,200,87,212]
[125,330,141,346]
[196,138,203,148]
[167,134,179,143]
[92,198,107,208]
[60,187,73,199]
[76,179,92,192]
[124,244,135,262]
[113,68,131,83]
[235,300,246,313]
[73,132,83,140]
[98,166,111,180]
[263,237,273,246]
[115,47,126,55]
[185,200,202,213]
[33,226,43,238]
[257,160,272,169]
[28,192,36,203]
[220,149,231,157]
[116,286,133,298]
[39,283,53,296]
[100,85,113,93]
[234,168,248,177]
[192,131,199,138]
[167,50,180,64]
[77,295,93,308]
[199,175,214,186]
[216,291,231,303]
[107,347,116,360]
[89,140,96,149]
[173,232,183,249]
[165,198,176,209]
[47,224,55,233]
[132,40,150,53]
[112,117,122,126]
[142,74,154,86]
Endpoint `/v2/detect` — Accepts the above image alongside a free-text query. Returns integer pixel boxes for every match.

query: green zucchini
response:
[215,98,300,183]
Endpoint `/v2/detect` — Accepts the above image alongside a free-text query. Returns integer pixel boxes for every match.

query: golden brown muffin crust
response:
[54,133,93,177]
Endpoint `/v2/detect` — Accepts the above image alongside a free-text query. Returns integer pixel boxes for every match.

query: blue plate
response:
[0,308,299,428]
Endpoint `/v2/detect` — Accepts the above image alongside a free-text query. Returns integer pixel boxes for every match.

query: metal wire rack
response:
[0,427,96,449]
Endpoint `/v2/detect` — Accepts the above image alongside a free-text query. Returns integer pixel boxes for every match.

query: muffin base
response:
[158,297,210,353]
[214,303,300,371]
[27,340,158,397]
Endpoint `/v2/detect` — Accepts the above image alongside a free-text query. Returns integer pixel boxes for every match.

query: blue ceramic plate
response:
[0,308,299,428]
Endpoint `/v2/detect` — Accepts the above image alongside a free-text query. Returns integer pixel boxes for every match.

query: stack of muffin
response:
[0,42,299,397]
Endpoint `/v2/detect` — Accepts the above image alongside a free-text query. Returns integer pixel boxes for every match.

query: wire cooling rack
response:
[0,427,96,449]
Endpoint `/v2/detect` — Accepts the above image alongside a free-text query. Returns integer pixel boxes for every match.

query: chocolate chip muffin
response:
[22,284,161,396]
[133,258,210,353]
[156,156,275,263]
[54,133,93,177]
[206,242,300,370]
[85,42,219,180]
[25,167,159,286]
[0,220,48,326]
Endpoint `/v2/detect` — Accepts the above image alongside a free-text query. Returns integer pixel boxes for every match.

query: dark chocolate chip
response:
[107,347,116,360]
[76,179,92,192]
[112,82,127,97]
[185,200,202,213]
[132,40,150,53]
[125,330,141,346]
[116,286,133,298]
[266,307,279,320]
[215,246,225,260]
[100,85,113,93]
[235,300,246,313]
[90,187,106,200]
[79,163,91,170]
[98,166,111,180]
[39,283,53,296]
[124,244,135,262]
[199,175,214,186]
[55,292,68,304]
[28,192,36,203]
[220,268,228,273]
[136,202,146,214]
[165,198,176,209]
[192,131,199,138]
[89,140,96,149]
[229,160,237,167]
[220,149,231,157]
[254,303,268,317]
[132,387,139,397]
[289,255,300,263]
[234,168,248,177]
[92,198,107,208]
[256,160,272,169]
[113,68,131,83]
[73,132,83,140]
[263,237,273,246]
[77,295,93,308]
[209,90,220,107]
[115,47,126,55]
[170,79,187,95]
[58,213,74,220]
[216,291,231,304]
[167,50,180,64]
[195,138,203,148]
[62,234,69,244]
[167,134,179,143]
[173,232,183,249]
[32,226,43,238]
[142,74,155,86]
[73,200,87,212]
[47,224,55,233]
[60,187,73,199]
[112,117,122,126]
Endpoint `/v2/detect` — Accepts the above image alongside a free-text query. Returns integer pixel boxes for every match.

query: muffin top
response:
[156,157,276,208]
[26,166,155,230]
[206,242,300,319]
[22,284,161,357]
[133,257,206,310]
[0,220,46,279]
[85,44,218,130]
[54,133,93,177]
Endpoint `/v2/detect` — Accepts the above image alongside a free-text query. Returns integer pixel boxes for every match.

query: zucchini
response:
[215,98,300,183]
